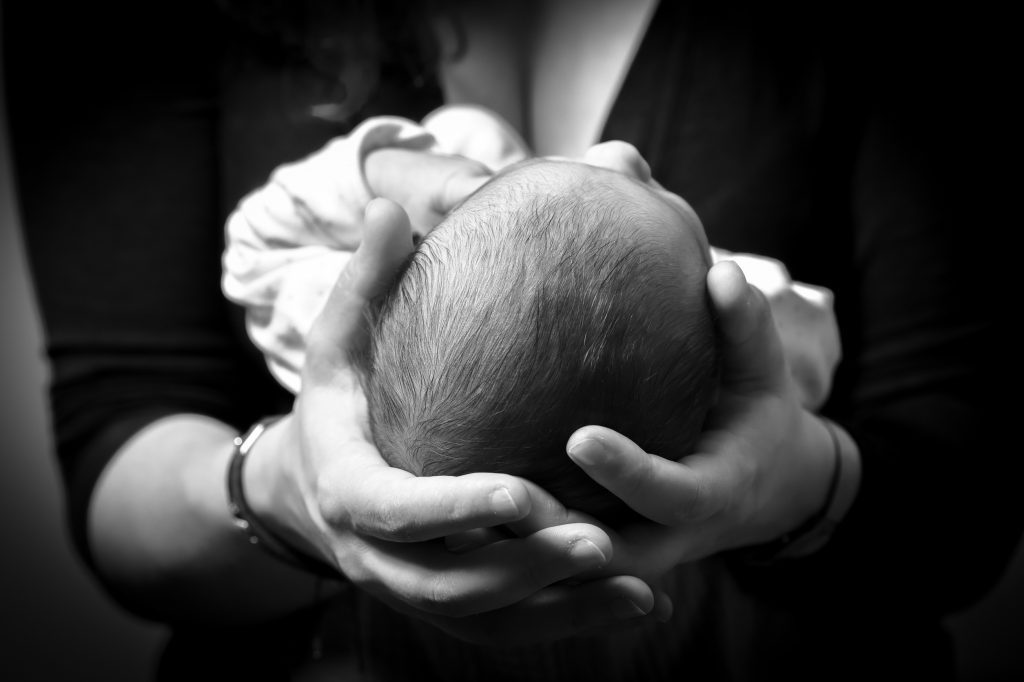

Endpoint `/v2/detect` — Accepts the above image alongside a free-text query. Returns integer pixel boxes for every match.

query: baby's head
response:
[360,159,719,525]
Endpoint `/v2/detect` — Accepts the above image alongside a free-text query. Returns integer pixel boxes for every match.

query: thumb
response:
[707,260,788,393]
[582,141,653,184]
[305,198,415,381]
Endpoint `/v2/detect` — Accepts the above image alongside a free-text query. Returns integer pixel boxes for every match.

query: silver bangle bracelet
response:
[227,416,341,579]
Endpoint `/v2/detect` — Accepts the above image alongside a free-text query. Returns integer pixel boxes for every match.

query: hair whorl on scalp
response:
[361,164,719,525]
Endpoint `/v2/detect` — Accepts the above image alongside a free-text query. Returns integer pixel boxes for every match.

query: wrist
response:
[744,414,861,563]
[91,415,339,623]
[821,418,861,530]
[238,415,341,578]
[794,411,840,528]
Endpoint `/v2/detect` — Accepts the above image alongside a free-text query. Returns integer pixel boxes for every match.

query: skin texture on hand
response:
[249,197,669,644]
[708,249,840,410]
[356,142,846,614]
[563,261,842,592]
[254,142,843,636]
[561,143,853,591]
[583,140,841,411]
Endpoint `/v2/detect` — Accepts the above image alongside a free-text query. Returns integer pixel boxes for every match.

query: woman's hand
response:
[248,198,664,644]
[580,141,841,411]
[708,249,840,410]
[561,261,847,587]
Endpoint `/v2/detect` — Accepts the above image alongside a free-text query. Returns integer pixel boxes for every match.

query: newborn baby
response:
[223,109,736,526]
[358,157,719,524]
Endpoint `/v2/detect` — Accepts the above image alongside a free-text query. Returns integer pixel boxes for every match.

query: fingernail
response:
[567,438,608,467]
[571,538,608,566]
[612,598,650,620]
[490,488,520,517]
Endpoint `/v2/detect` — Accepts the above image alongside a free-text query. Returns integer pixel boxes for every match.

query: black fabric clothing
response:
[4,0,444,570]
[602,0,1017,620]
[4,1,1016,680]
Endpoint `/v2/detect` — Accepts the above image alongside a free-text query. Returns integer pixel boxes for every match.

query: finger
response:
[706,260,788,392]
[319,467,541,541]
[427,576,661,646]
[566,426,725,524]
[304,198,414,377]
[502,478,600,537]
[724,253,792,296]
[581,140,653,183]
[444,527,509,554]
[362,523,614,618]
[305,426,550,544]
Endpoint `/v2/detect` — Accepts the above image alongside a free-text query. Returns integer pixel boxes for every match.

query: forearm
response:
[86,414,328,626]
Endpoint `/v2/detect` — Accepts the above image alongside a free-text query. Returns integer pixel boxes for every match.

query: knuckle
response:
[304,332,335,375]
[421,574,470,618]
[675,470,721,523]
[338,484,411,540]
[675,477,708,521]
[314,476,348,527]
[369,504,419,542]
[728,457,759,519]
[621,453,656,500]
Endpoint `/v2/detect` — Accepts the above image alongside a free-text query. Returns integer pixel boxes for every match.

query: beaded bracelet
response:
[227,416,342,579]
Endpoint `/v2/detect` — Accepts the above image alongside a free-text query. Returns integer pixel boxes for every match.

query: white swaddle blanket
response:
[222,104,837,408]
[221,105,531,394]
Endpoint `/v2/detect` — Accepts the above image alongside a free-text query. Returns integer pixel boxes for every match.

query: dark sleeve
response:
[743,12,1018,618]
[827,28,1016,614]
[610,3,1018,619]
[2,2,293,570]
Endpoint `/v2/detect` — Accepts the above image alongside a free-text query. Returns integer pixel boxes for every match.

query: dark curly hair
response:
[216,0,463,125]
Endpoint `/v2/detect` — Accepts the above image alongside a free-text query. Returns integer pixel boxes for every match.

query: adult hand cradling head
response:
[253,196,670,644]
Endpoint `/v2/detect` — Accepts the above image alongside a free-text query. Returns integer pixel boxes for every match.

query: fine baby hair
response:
[360,159,720,524]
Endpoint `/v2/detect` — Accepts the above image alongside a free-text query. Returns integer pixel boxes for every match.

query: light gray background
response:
[1,13,1021,680]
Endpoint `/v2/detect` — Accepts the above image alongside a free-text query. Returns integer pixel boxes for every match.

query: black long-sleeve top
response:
[4,1,1017,680]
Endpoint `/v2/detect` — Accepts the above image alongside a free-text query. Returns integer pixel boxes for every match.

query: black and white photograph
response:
[1,1,1019,680]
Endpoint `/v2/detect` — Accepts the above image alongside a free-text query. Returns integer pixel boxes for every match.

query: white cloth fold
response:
[221,105,530,394]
